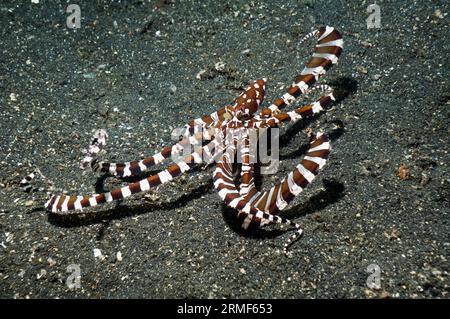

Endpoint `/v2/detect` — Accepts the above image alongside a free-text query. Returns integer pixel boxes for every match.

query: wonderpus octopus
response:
[22,26,343,254]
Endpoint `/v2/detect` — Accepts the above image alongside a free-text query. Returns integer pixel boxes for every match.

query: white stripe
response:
[140,179,150,191]
[294,81,309,94]
[309,141,330,152]
[61,196,70,212]
[241,213,253,229]
[123,165,132,177]
[211,112,219,122]
[247,191,261,206]
[154,153,165,164]
[104,192,113,202]
[276,185,288,211]
[194,118,206,125]
[192,152,202,163]
[241,204,252,214]
[255,210,264,219]
[189,135,201,145]
[304,155,327,168]
[316,38,343,48]
[89,197,98,207]
[269,104,279,111]
[301,66,325,76]
[240,147,250,154]
[312,101,324,113]
[121,186,132,198]
[264,187,275,211]
[74,196,83,210]
[312,53,339,64]
[297,164,315,183]
[287,111,302,121]
[109,163,116,173]
[228,197,242,209]
[218,188,233,200]
[158,170,173,184]
[214,178,234,188]
[178,161,191,172]
[287,172,303,195]
[138,160,146,171]
[52,196,61,212]
[318,26,334,41]
[282,92,295,105]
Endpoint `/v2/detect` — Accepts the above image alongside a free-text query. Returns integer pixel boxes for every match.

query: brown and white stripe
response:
[92,127,218,178]
[251,90,335,129]
[260,25,342,117]
[213,130,330,253]
[45,138,221,213]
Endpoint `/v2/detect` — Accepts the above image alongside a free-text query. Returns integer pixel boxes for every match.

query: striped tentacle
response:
[259,25,343,117]
[239,131,330,230]
[237,130,256,196]
[20,168,54,194]
[92,127,218,178]
[251,89,335,129]
[80,129,108,170]
[45,138,220,213]
[213,150,303,254]
[183,106,232,136]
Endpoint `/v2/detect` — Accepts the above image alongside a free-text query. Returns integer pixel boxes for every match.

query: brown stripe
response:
[67,196,77,210]
[310,135,328,148]
[316,46,338,54]
[129,182,141,194]
[129,162,142,175]
[115,165,124,176]
[95,193,106,204]
[56,196,65,210]
[318,95,333,108]
[316,26,327,38]
[242,187,258,202]
[148,175,161,187]
[224,193,238,204]
[142,157,155,167]
[301,159,319,175]
[294,168,309,188]
[281,179,295,203]
[288,85,301,98]
[275,113,290,123]
[254,191,270,212]
[111,188,123,200]
[274,98,286,108]
[234,200,247,210]
[80,196,91,208]
[161,147,172,158]
[318,30,340,44]
[167,165,181,177]
[297,105,314,118]
[320,59,333,71]
[267,184,281,214]
[47,196,57,207]
[295,73,315,87]
[306,57,327,68]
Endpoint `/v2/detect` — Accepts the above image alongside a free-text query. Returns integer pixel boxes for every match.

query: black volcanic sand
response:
[0,0,448,298]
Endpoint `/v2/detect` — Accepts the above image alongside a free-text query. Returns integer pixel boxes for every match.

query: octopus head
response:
[233,78,266,120]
